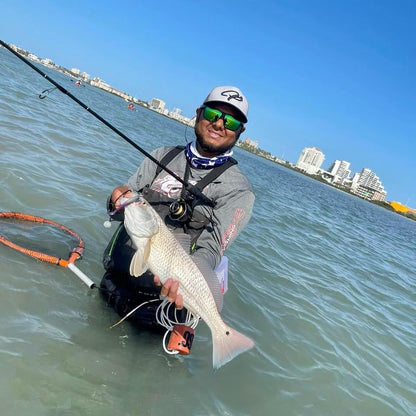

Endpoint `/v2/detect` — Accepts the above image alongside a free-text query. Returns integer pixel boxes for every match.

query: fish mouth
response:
[123,193,145,207]
[134,197,149,207]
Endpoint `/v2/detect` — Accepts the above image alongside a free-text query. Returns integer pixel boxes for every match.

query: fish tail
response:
[212,325,255,370]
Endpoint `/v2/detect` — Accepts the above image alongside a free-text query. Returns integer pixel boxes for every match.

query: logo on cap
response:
[220,90,243,103]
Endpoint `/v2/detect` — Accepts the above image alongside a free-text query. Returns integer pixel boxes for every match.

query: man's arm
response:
[194,184,255,269]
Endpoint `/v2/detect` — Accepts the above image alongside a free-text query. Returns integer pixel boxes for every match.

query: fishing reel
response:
[169,198,192,223]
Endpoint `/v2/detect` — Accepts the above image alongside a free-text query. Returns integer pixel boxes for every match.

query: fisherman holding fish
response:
[101,87,255,366]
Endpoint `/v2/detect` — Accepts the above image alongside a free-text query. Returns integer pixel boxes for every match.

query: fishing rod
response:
[0,40,215,207]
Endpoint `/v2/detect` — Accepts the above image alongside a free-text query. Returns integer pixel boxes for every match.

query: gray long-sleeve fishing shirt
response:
[127,146,255,308]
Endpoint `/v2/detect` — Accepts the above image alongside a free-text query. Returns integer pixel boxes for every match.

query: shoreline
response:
[3,42,414,222]
[236,145,416,222]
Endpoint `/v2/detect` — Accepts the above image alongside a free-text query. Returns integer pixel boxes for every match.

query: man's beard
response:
[195,130,237,155]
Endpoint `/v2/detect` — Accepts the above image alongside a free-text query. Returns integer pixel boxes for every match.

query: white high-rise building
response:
[296,147,325,174]
[328,160,351,184]
[357,168,384,192]
[351,172,361,190]
[350,168,387,201]
[150,98,165,111]
[171,108,182,116]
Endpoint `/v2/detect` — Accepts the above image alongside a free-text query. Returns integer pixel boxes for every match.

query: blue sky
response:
[2,0,415,206]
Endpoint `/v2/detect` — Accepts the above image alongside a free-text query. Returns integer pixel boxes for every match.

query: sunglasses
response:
[201,106,243,131]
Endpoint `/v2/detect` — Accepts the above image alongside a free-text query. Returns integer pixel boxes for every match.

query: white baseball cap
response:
[203,86,248,123]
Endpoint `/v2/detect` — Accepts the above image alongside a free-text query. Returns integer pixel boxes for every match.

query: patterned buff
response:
[185,142,233,169]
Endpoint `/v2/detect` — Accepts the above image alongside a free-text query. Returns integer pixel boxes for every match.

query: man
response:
[101,86,255,330]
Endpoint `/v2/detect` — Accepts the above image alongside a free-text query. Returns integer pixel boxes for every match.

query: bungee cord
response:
[109,296,200,355]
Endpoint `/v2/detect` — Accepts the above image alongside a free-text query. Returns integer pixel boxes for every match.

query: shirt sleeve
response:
[193,177,255,270]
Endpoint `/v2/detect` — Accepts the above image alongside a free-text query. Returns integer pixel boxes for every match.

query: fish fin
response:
[129,240,151,277]
[212,325,255,370]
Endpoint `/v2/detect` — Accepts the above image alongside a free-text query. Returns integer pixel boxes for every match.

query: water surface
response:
[1,46,415,416]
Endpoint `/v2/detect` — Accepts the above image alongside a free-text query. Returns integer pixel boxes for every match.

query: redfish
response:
[124,195,254,369]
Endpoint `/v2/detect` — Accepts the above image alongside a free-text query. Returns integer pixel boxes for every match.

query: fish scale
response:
[149,223,218,318]
[124,195,255,369]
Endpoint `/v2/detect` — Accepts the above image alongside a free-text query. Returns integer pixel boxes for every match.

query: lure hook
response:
[39,86,57,99]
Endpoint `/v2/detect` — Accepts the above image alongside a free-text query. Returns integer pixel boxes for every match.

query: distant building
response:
[243,138,258,149]
[89,77,130,100]
[27,53,39,62]
[41,58,54,67]
[354,186,384,201]
[150,98,165,111]
[296,147,325,174]
[170,108,182,116]
[90,77,111,89]
[327,160,351,184]
[169,108,192,125]
[350,168,386,201]
[187,117,196,127]
[352,168,383,191]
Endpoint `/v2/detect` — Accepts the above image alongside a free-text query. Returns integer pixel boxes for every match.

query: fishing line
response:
[0,40,215,207]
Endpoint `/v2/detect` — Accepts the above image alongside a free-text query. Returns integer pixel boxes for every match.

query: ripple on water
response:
[1,47,415,415]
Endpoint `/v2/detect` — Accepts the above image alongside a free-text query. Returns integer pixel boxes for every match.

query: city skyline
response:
[10,43,394,202]
[296,147,387,202]
[1,1,415,206]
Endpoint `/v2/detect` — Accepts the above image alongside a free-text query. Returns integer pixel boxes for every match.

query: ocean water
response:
[1,45,415,416]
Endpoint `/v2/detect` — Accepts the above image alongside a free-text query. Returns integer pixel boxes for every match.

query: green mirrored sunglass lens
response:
[204,107,221,121]
[224,116,240,131]
[203,107,241,131]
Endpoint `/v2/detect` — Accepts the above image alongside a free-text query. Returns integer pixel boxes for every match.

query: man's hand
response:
[154,275,183,309]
